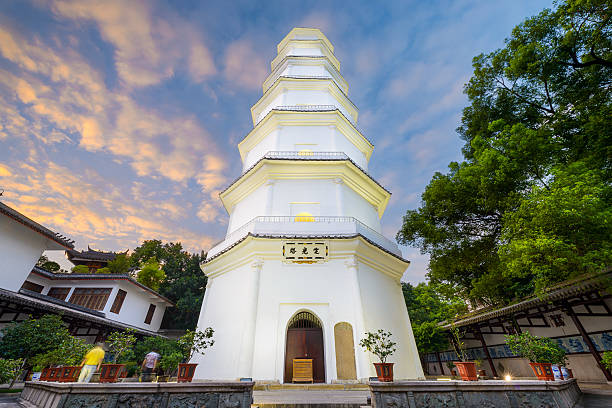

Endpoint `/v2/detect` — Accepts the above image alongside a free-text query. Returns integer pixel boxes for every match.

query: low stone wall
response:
[369,378,581,408]
[20,381,254,408]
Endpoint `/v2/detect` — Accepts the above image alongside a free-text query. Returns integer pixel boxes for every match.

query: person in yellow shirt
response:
[78,343,105,383]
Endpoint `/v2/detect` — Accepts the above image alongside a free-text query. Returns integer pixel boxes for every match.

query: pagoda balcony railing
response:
[264,151,349,160]
[207,216,401,259]
[256,104,357,126]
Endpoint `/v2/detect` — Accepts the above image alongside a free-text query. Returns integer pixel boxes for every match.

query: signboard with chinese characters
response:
[282,241,328,263]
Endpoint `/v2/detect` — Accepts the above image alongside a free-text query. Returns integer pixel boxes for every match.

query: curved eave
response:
[202,233,409,281]
[250,77,358,126]
[219,158,390,218]
[263,56,348,94]
[238,110,374,163]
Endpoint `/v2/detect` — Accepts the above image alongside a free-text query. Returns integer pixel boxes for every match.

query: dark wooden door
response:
[284,328,325,383]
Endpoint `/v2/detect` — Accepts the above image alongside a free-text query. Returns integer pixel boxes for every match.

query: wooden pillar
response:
[473,326,498,378]
[566,307,612,381]
[435,351,445,375]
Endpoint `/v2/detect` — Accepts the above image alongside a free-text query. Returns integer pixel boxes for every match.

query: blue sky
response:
[0,0,552,282]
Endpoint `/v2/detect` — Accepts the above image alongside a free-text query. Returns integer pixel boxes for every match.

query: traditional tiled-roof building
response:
[0,201,172,341]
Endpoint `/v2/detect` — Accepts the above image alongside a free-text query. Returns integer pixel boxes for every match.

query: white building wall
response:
[0,216,50,292]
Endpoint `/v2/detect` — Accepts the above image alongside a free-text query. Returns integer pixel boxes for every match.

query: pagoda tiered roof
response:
[66,246,124,263]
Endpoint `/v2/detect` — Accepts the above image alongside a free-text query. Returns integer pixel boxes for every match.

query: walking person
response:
[140,348,160,382]
[78,343,105,383]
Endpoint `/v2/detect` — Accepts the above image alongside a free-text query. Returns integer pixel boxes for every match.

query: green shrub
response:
[602,351,612,371]
[505,332,567,365]
[30,336,90,369]
[0,358,23,384]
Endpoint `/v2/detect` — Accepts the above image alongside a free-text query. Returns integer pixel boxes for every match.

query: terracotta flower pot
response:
[48,367,62,382]
[373,363,394,382]
[59,366,82,383]
[177,363,198,383]
[40,367,50,381]
[99,364,126,383]
[529,362,554,381]
[454,362,478,381]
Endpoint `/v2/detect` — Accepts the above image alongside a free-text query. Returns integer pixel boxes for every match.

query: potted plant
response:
[506,332,567,381]
[450,325,477,381]
[474,359,486,379]
[176,328,215,382]
[100,329,137,383]
[359,329,397,382]
[157,351,183,382]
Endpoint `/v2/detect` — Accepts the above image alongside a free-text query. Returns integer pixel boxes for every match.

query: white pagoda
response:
[192,28,424,383]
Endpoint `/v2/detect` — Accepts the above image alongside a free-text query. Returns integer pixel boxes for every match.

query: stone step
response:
[253,390,370,408]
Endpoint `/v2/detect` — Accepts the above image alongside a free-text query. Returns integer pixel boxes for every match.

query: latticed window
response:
[144,304,156,324]
[288,311,322,329]
[110,289,127,314]
[47,287,71,301]
[21,280,44,293]
[69,288,112,310]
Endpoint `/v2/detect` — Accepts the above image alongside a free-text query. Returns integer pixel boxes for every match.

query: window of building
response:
[110,289,127,314]
[47,287,71,301]
[68,288,112,311]
[21,280,44,293]
[144,304,156,324]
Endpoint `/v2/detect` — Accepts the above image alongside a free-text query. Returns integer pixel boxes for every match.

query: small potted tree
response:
[359,329,397,382]
[506,332,567,381]
[177,328,215,382]
[100,329,137,383]
[157,351,183,382]
[450,325,477,381]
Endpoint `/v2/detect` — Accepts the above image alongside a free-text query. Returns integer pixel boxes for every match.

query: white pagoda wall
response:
[193,255,423,382]
[243,125,368,170]
[255,90,354,125]
[226,179,381,235]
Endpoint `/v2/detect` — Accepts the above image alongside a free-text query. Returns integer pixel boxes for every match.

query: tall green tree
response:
[397,0,611,305]
[402,283,467,355]
[36,255,60,272]
[137,258,166,291]
[131,240,207,330]
[107,253,131,274]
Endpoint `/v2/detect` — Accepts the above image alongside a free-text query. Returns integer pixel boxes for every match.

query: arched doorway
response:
[284,311,325,383]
